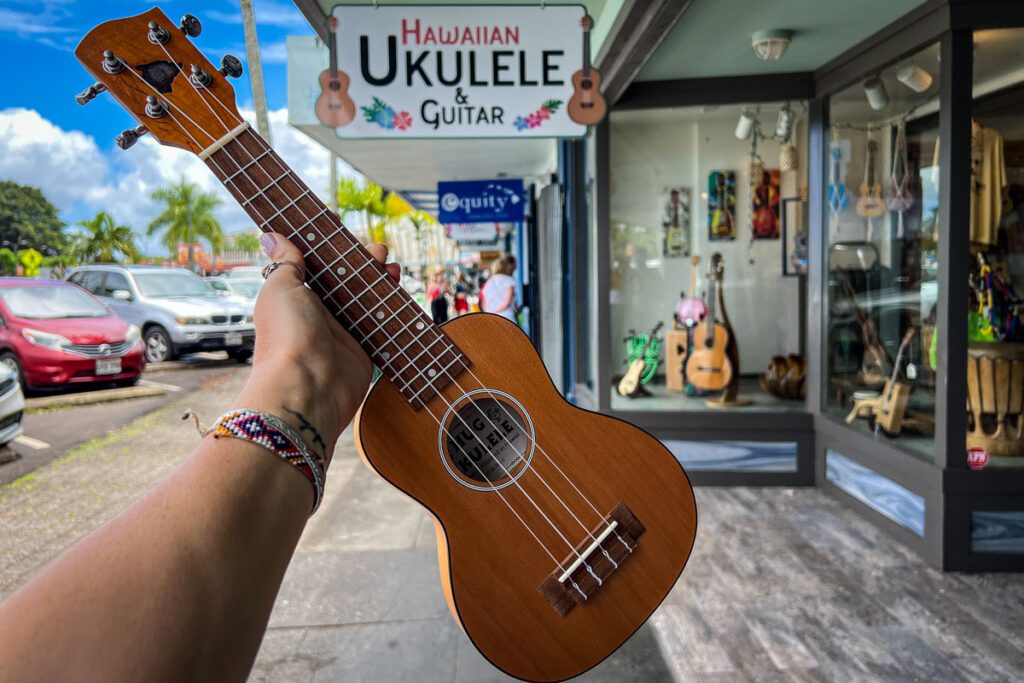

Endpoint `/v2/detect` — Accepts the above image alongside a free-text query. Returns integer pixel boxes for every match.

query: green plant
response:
[0,181,67,253]
[148,180,224,265]
[72,210,140,264]
[231,231,261,254]
[0,248,16,276]
[18,248,43,277]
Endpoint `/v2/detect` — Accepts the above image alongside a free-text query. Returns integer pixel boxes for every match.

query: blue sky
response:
[0,0,335,255]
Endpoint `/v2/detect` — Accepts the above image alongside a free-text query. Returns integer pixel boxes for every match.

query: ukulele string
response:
[138,61,611,579]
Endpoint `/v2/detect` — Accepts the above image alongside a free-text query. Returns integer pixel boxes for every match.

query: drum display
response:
[967,343,1024,458]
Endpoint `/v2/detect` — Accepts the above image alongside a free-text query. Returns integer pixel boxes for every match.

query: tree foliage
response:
[231,231,262,254]
[0,248,16,276]
[147,180,225,255]
[73,210,140,264]
[0,181,66,253]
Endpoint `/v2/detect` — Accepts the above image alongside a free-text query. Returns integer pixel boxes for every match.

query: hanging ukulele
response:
[314,16,355,127]
[77,10,696,682]
[566,15,606,126]
[856,138,885,219]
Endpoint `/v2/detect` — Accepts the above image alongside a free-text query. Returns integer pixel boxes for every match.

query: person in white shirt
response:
[481,254,518,324]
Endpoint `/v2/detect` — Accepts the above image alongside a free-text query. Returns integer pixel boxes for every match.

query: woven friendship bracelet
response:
[201,409,326,514]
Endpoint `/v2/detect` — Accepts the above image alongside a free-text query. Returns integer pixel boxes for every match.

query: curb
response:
[25,385,166,412]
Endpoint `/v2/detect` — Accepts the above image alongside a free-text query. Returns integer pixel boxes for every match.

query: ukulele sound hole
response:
[438,389,535,491]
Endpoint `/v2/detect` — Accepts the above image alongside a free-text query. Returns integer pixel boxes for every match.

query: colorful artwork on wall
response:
[662,186,691,257]
[752,168,781,239]
[708,171,736,241]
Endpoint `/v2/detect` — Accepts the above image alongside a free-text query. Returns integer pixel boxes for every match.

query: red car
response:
[0,279,145,390]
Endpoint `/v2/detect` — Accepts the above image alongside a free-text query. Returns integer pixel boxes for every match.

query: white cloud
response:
[208,0,312,31]
[0,107,334,255]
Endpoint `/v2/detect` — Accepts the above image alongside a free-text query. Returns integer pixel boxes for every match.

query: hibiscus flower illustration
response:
[513,116,528,131]
[525,112,542,128]
[392,111,412,131]
[537,107,551,121]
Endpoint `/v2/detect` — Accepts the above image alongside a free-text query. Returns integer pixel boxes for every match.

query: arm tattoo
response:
[284,406,327,453]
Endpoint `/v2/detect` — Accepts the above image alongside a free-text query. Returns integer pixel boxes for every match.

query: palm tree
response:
[73,210,140,264]
[148,181,224,268]
[337,176,385,240]
[231,230,262,254]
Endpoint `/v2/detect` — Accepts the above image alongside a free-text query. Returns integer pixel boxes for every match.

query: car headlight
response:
[22,328,72,351]
[125,325,141,344]
[175,316,209,325]
[244,314,254,323]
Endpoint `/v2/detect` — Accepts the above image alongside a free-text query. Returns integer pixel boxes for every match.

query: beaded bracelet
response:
[186,409,326,514]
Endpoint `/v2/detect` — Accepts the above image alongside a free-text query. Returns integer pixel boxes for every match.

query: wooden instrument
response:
[842,279,892,384]
[566,15,606,126]
[314,16,355,127]
[827,144,848,214]
[845,327,915,435]
[674,254,705,327]
[76,10,697,682]
[856,139,885,218]
[967,343,1024,456]
[617,322,663,397]
[685,255,733,391]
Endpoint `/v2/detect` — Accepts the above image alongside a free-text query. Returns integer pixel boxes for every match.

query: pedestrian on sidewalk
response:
[0,233,401,682]
[427,266,449,325]
[453,270,470,316]
[481,254,518,324]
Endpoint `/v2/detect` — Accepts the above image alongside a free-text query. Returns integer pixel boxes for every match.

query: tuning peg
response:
[115,125,148,150]
[189,65,213,88]
[102,50,124,74]
[145,96,167,119]
[179,14,202,37]
[75,82,107,105]
[147,21,170,45]
[219,55,243,79]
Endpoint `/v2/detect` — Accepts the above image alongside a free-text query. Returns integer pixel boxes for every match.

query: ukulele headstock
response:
[328,16,338,31]
[75,7,243,155]
[580,14,593,32]
[690,254,701,267]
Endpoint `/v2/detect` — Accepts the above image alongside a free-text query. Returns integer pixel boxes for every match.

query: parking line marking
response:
[139,379,183,393]
[14,435,49,450]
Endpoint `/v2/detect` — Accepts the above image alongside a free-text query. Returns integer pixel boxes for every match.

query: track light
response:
[863,76,889,111]
[735,111,754,140]
[775,102,795,140]
[897,64,933,93]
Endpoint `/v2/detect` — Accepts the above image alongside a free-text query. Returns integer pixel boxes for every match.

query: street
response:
[1,362,1022,681]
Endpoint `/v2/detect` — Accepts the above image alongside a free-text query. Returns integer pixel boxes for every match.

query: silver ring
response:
[261,260,304,280]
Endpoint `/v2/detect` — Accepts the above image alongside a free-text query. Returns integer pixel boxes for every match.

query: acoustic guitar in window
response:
[566,14,606,126]
[314,17,355,128]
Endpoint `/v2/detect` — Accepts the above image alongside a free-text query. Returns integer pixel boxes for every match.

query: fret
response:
[291,208,333,246]
[351,288,405,329]
[242,168,292,207]
[374,320,446,372]
[224,148,273,184]
[308,242,360,284]
[339,273,388,313]
[260,190,311,229]
[405,354,465,399]
[319,259,375,302]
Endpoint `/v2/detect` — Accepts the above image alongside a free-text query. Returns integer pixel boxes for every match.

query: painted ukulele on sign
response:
[315,16,356,128]
[74,9,697,683]
[566,14,606,126]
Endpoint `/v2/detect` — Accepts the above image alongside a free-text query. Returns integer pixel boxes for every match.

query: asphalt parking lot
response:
[1,355,250,487]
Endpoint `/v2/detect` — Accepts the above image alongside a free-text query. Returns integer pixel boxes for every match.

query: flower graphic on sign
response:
[360,97,412,132]
[512,100,562,132]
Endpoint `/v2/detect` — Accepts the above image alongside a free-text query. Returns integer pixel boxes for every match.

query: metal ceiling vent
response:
[751,29,793,61]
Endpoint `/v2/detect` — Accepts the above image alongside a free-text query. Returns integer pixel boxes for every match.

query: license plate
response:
[224,332,243,346]
[96,358,122,375]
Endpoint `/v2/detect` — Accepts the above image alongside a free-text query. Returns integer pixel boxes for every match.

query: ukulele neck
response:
[582,30,591,77]
[328,27,338,80]
[202,126,467,409]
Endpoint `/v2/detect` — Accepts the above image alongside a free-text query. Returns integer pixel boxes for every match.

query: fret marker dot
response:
[381,351,390,361]
[427,368,437,377]
[306,232,315,241]
[416,322,425,330]
[375,310,385,320]
[337,266,346,275]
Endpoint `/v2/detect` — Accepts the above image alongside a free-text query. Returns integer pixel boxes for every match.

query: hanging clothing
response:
[970,121,1007,246]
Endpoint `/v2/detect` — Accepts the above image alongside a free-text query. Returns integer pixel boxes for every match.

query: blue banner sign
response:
[438,179,525,224]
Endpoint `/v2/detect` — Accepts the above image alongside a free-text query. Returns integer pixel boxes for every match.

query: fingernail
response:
[260,232,279,257]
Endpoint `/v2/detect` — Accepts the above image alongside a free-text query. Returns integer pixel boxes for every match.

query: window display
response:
[965,28,1024,467]
[822,43,940,460]
[609,103,807,412]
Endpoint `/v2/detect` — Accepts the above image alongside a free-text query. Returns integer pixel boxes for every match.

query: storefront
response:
[574,0,1024,570]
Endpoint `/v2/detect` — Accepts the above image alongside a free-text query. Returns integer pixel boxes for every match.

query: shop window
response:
[608,103,808,412]
[822,43,940,461]
[965,28,1024,468]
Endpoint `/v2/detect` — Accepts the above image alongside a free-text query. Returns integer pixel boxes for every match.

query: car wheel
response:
[228,349,253,363]
[0,352,25,389]
[143,326,174,363]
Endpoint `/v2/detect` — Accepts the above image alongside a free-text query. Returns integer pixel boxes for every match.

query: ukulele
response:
[875,327,916,435]
[617,322,663,398]
[856,140,885,218]
[566,15,606,126]
[842,279,892,384]
[685,255,733,392]
[711,172,734,235]
[314,16,355,127]
[827,144,848,214]
[76,10,696,683]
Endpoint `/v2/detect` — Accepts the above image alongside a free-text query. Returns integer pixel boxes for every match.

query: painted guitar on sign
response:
[75,9,697,683]
[566,14,606,126]
[314,16,356,127]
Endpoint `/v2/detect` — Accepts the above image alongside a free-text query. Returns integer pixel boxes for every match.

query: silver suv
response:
[68,265,255,363]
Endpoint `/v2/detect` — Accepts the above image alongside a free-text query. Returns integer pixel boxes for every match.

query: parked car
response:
[0,278,145,390]
[204,276,261,303]
[68,265,255,364]
[0,362,24,447]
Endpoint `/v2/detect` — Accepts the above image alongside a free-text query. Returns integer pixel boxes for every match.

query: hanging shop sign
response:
[321,5,604,138]
[447,223,500,246]
[438,179,525,223]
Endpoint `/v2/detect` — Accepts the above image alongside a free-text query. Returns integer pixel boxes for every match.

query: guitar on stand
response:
[846,327,919,436]
[314,16,355,127]
[618,322,663,398]
[842,279,892,384]
[685,256,733,393]
[566,15,606,126]
[674,255,706,395]
[77,10,697,682]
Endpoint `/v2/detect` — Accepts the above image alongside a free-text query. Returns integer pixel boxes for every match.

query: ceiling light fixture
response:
[863,76,889,111]
[896,64,933,93]
[751,29,793,61]
[735,110,755,140]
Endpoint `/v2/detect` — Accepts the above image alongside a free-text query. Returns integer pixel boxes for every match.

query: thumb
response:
[260,232,306,285]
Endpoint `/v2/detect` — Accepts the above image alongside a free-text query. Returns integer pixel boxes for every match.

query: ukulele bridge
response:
[538,502,645,617]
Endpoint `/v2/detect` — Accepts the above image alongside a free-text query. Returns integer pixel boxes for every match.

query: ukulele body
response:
[315,69,355,127]
[684,321,733,392]
[567,69,607,126]
[856,182,885,218]
[355,313,697,683]
[617,358,644,397]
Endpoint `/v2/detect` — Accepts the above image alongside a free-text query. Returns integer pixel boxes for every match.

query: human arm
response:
[0,234,399,683]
